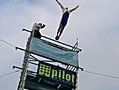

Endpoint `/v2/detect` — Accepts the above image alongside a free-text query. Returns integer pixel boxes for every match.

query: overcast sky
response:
[0,0,119,90]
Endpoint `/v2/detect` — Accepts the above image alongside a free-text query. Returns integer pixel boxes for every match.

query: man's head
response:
[65,7,68,10]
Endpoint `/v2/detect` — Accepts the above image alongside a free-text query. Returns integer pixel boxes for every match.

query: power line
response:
[1,37,119,80]
[0,70,20,78]
[83,69,119,80]
[0,38,16,48]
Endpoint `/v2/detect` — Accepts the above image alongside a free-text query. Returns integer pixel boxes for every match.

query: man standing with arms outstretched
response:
[55,0,79,40]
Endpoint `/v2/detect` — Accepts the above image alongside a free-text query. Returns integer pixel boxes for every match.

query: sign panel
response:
[25,74,74,90]
[30,37,79,67]
[37,61,77,89]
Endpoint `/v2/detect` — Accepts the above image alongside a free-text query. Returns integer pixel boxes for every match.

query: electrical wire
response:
[83,69,119,80]
[0,70,20,78]
[0,38,20,79]
[1,37,119,80]
[0,38,16,48]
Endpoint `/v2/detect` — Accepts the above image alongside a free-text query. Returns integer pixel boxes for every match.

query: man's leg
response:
[55,26,64,40]
[57,24,62,36]
[55,24,62,40]
[58,26,64,38]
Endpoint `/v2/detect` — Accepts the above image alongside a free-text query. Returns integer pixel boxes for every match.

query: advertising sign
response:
[25,74,75,90]
[30,37,79,67]
[37,61,77,89]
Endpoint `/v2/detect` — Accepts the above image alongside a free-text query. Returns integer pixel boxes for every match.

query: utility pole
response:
[17,32,32,90]
[17,23,45,90]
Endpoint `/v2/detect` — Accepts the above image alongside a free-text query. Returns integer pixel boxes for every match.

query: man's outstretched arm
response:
[55,0,64,10]
[69,5,79,13]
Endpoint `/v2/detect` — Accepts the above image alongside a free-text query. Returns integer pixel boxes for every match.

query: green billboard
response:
[37,61,77,89]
